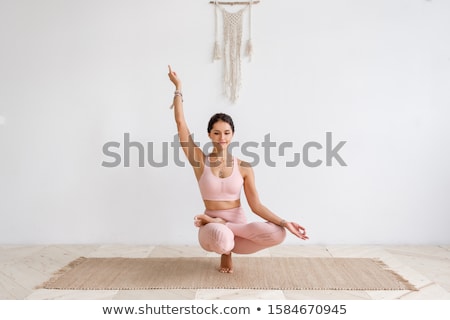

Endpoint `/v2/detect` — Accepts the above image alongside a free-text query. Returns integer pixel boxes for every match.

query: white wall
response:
[1,0,449,245]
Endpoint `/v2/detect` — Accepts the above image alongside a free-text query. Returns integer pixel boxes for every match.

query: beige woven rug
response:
[39,257,416,291]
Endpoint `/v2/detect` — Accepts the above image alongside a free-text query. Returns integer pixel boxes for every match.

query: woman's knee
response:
[274,225,287,244]
[262,223,287,246]
[259,222,287,245]
[198,223,234,254]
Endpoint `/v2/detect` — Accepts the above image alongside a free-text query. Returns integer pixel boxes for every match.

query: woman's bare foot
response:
[194,214,226,227]
[219,253,233,273]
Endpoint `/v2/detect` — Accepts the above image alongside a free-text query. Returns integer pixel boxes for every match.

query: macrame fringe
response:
[213,41,222,61]
[246,0,253,61]
[245,39,253,61]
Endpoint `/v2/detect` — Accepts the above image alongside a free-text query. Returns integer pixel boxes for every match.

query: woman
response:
[168,65,308,273]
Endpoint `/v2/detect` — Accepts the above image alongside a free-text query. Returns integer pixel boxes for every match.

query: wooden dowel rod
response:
[209,1,260,5]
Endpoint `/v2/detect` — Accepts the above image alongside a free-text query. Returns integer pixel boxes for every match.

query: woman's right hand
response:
[168,65,181,89]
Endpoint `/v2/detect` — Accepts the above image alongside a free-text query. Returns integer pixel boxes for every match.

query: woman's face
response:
[208,120,234,151]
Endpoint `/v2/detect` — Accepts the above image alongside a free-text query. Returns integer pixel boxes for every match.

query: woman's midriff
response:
[203,199,241,211]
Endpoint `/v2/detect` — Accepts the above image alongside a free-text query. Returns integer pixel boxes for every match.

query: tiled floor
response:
[0,245,449,300]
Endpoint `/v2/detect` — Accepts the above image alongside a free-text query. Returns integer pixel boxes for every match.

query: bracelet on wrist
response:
[169,90,183,109]
[279,219,287,228]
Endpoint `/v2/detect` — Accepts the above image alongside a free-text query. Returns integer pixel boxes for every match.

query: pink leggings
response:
[198,207,286,255]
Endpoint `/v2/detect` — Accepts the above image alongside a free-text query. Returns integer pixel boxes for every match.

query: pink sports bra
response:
[198,157,243,201]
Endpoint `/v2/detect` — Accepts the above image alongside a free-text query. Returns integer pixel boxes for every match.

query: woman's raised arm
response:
[168,65,204,172]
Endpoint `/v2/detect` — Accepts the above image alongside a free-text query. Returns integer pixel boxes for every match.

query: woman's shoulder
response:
[236,157,253,171]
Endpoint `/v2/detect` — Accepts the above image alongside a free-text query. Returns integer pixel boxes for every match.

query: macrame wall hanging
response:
[210,1,259,103]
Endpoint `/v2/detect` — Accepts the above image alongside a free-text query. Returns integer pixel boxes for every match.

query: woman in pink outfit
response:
[168,66,308,273]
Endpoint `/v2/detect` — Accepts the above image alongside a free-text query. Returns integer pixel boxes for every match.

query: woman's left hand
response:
[285,221,309,240]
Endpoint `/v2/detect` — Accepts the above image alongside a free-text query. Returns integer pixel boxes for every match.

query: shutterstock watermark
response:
[101,132,347,168]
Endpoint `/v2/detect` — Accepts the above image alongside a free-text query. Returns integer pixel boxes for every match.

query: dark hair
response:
[207,113,235,133]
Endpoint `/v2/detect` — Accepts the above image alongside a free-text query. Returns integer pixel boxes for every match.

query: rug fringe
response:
[372,258,418,291]
[35,256,87,289]
[34,286,417,291]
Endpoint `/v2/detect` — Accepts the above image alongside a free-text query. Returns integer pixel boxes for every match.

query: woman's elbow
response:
[248,202,263,214]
